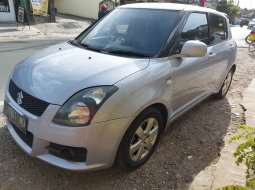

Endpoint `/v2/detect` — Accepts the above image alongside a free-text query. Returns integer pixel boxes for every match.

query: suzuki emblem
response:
[17,91,24,105]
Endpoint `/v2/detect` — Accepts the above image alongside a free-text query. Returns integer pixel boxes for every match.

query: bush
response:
[228,125,255,189]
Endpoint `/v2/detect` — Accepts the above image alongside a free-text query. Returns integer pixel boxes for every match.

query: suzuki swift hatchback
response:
[4,3,237,171]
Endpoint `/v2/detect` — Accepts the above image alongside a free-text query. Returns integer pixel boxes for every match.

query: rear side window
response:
[180,12,209,46]
[208,14,228,45]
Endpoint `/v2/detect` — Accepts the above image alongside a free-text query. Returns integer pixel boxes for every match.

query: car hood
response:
[11,42,149,105]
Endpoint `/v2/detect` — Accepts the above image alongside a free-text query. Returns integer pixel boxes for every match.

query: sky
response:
[233,0,255,9]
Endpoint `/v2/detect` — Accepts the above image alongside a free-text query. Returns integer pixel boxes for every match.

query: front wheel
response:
[214,69,234,99]
[116,107,163,171]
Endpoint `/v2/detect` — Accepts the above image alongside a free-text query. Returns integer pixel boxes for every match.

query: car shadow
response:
[0,96,231,190]
[150,96,231,189]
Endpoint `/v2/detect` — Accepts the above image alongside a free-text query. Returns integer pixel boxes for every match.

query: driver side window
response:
[180,12,209,47]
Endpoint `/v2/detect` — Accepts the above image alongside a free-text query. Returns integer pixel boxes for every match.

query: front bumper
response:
[5,90,133,171]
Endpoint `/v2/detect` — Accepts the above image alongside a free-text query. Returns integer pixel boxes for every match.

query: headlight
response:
[53,86,118,127]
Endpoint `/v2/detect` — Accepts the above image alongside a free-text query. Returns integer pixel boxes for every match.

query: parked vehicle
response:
[248,26,255,52]
[240,18,249,27]
[3,3,237,171]
[248,18,255,29]
[245,26,255,45]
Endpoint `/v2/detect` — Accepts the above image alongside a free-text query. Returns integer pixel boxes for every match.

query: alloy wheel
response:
[129,118,159,162]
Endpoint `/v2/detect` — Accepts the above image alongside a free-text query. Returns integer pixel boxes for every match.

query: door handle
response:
[229,44,235,50]
[208,52,216,57]
[166,77,173,86]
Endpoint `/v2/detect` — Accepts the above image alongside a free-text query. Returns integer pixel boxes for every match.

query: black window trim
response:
[159,9,186,57]
[169,10,210,56]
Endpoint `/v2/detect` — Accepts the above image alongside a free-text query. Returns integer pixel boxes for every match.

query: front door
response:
[171,12,214,118]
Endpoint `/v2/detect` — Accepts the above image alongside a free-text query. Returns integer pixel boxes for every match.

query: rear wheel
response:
[214,69,234,99]
[245,35,252,45]
[116,107,163,171]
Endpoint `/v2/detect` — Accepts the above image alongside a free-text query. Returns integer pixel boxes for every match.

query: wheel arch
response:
[115,103,169,169]
[115,101,169,148]
[231,64,236,73]
[149,103,169,131]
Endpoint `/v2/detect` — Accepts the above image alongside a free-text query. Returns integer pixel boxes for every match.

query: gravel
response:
[0,48,254,190]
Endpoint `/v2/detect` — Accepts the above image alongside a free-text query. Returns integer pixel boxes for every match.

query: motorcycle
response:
[245,26,255,52]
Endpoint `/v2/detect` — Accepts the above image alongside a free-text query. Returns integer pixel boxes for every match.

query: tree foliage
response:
[229,125,255,189]
[216,0,240,23]
[217,125,255,190]
[216,185,248,190]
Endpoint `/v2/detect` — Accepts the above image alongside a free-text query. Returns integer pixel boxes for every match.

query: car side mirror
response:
[180,40,207,57]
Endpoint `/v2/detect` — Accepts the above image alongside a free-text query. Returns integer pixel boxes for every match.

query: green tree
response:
[216,0,240,23]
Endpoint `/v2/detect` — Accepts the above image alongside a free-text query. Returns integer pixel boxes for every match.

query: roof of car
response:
[119,3,225,17]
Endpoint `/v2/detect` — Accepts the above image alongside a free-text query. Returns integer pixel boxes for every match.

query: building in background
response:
[55,0,118,20]
[0,0,16,22]
[0,0,232,23]
[0,0,57,23]
[54,0,204,20]
[0,0,227,22]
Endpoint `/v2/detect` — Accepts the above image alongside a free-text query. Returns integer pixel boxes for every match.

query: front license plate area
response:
[3,101,28,134]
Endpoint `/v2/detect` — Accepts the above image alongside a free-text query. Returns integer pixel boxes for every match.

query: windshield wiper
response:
[108,50,150,57]
[69,40,150,57]
[79,43,103,52]
[69,39,81,47]
[69,40,102,52]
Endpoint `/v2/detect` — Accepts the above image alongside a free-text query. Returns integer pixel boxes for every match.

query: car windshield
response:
[76,8,180,57]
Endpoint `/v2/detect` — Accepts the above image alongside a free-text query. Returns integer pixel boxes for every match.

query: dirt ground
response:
[0,48,254,190]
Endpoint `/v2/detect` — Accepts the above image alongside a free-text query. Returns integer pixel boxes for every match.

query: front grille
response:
[12,123,34,148]
[9,80,49,116]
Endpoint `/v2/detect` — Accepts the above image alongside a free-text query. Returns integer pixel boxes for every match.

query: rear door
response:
[207,13,233,91]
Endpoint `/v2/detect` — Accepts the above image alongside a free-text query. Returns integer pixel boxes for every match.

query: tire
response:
[245,35,252,45]
[116,107,163,171]
[214,69,234,99]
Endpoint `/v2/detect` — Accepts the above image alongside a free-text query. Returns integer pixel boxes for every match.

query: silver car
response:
[3,3,237,171]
